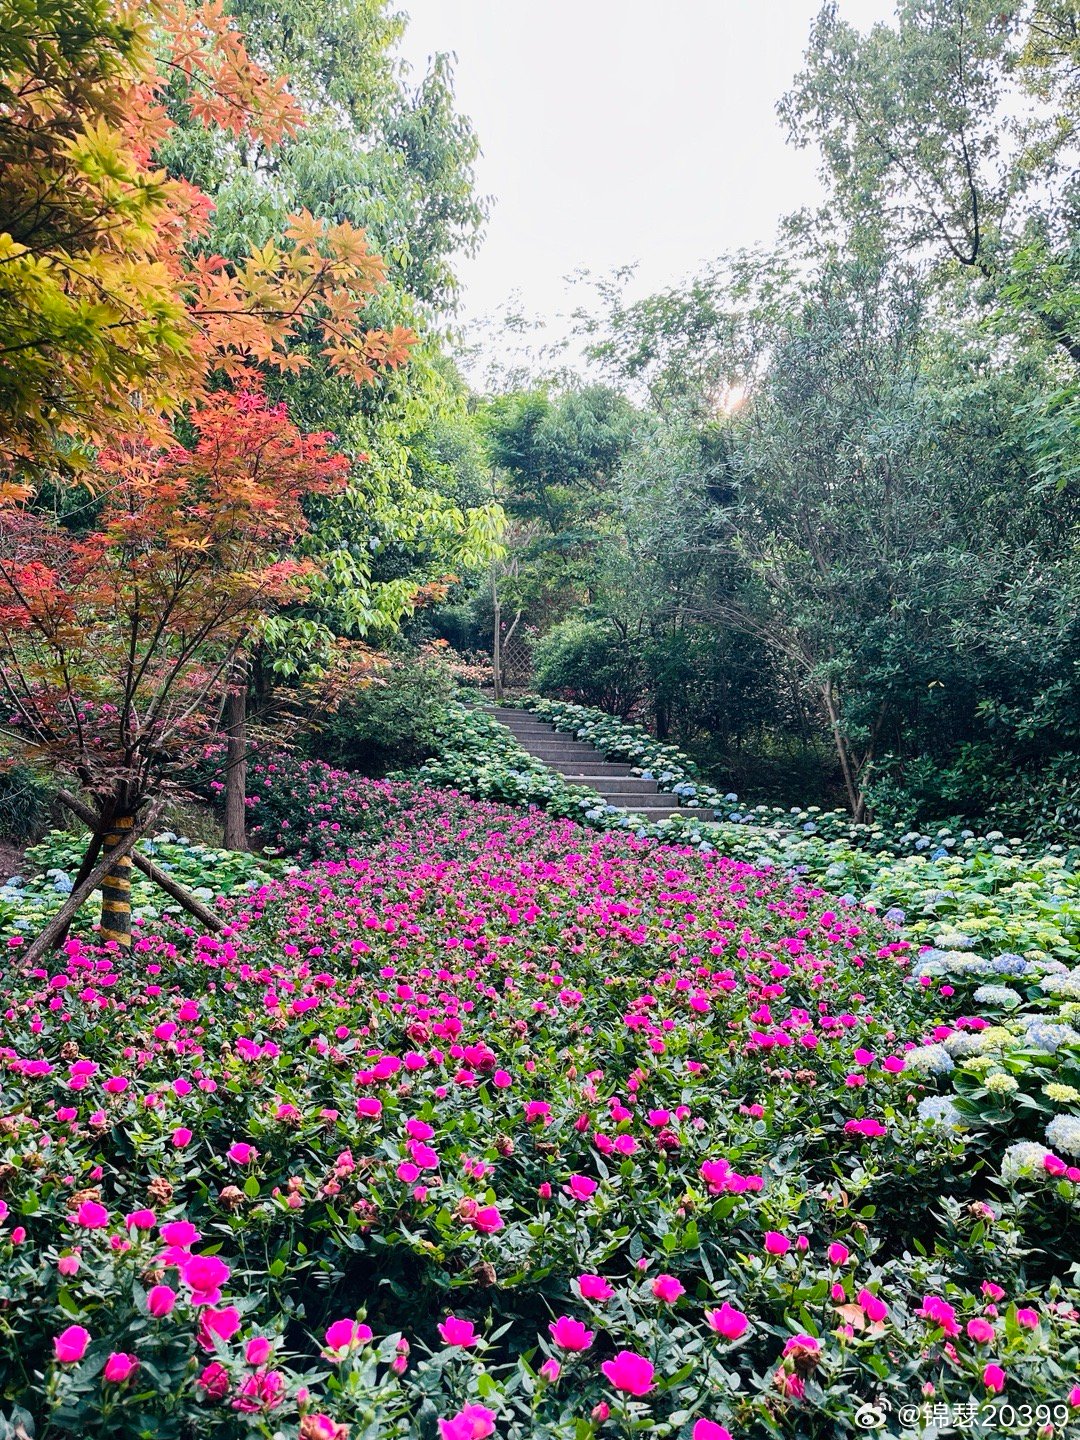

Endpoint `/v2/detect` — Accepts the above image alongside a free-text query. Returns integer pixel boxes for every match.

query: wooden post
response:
[492,564,503,702]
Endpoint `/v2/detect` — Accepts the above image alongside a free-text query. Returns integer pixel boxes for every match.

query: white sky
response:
[396,0,896,362]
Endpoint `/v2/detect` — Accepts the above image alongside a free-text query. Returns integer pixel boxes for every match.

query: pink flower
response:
[708,1303,749,1340]
[125,1208,156,1230]
[1069,1384,1080,1407]
[844,1117,887,1137]
[324,1318,373,1355]
[601,1350,654,1396]
[651,1273,685,1304]
[180,1253,231,1306]
[918,1295,960,1336]
[470,1204,503,1234]
[764,1231,790,1255]
[966,1318,995,1344]
[355,1097,382,1119]
[438,1315,479,1347]
[54,1325,90,1363]
[981,1282,1005,1301]
[577,1273,614,1301]
[227,1142,257,1165]
[103,1352,138,1383]
[857,1288,888,1323]
[159,1220,198,1247]
[1015,1307,1038,1330]
[246,1336,272,1365]
[548,1316,594,1351]
[539,1357,561,1382]
[438,1404,496,1440]
[693,1423,733,1440]
[983,1363,1006,1394]
[74,1200,109,1228]
[197,1305,241,1351]
[171,1127,193,1148]
[565,1174,598,1202]
[57,1253,80,1276]
[196,1361,230,1399]
[147,1284,177,1317]
[827,1242,849,1265]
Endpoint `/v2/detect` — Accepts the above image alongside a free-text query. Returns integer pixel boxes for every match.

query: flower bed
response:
[1,782,1078,1438]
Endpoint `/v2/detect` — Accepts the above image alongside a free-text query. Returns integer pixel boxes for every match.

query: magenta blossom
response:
[103,1352,138,1383]
[601,1350,655,1395]
[438,1315,479,1347]
[54,1325,90,1363]
[708,1303,749,1340]
[548,1316,594,1351]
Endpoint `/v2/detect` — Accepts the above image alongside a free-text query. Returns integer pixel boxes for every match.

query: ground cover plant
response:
[2,781,1079,1439]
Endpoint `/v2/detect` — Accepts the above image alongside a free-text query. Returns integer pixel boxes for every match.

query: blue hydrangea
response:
[1020,1018,1080,1054]
[989,953,1030,976]
[917,1096,965,1129]
[1045,1114,1080,1158]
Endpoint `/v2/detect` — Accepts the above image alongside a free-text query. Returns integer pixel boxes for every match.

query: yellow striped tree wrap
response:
[99,813,134,947]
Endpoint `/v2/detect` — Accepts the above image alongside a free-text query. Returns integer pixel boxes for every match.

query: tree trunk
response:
[822,680,867,823]
[22,818,149,968]
[223,665,249,851]
[99,811,137,947]
[56,788,225,932]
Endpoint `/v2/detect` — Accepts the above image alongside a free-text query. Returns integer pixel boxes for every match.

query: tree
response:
[0,0,415,476]
[779,0,1080,365]
[0,390,350,946]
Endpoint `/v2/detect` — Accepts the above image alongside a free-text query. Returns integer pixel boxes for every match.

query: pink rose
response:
[74,1200,109,1229]
[171,1127,193,1148]
[197,1305,241,1351]
[470,1204,503,1234]
[246,1336,272,1365]
[548,1316,594,1351]
[103,1352,138,1383]
[565,1174,598,1202]
[54,1325,90,1363]
[983,1363,1006,1395]
[577,1273,614,1302]
[857,1288,888,1323]
[323,1318,373,1355]
[227,1142,257,1165]
[601,1350,654,1396]
[827,1242,849,1265]
[438,1315,478,1347]
[438,1404,496,1440]
[147,1284,177,1317]
[651,1274,685,1304]
[966,1318,995,1344]
[707,1303,749,1341]
[124,1208,156,1230]
[196,1360,230,1399]
[764,1231,790,1256]
[693,1423,733,1440]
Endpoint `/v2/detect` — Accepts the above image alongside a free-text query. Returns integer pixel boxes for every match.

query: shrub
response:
[532,618,645,716]
[0,761,53,844]
[309,648,460,776]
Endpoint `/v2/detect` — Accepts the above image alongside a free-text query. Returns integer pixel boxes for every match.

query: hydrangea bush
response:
[2,782,1079,1438]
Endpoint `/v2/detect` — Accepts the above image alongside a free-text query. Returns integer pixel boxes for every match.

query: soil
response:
[0,841,26,882]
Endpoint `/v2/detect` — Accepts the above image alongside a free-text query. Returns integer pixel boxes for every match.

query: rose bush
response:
[1,781,1079,1437]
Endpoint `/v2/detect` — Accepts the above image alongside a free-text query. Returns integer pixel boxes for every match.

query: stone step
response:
[552,761,636,776]
[560,775,658,793]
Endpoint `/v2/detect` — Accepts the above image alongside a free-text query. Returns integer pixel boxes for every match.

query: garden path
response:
[487,707,686,821]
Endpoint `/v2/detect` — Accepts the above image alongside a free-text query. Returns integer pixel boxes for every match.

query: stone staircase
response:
[488,706,686,822]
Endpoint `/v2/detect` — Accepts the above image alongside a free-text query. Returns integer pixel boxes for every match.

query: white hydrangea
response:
[903,1044,955,1077]
[1001,1142,1051,1184]
[984,1071,1019,1095]
[1038,973,1080,1001]
[972,985,1022,1008]
[1045,1114,1080,1159]
[943,1027,1010,1059]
